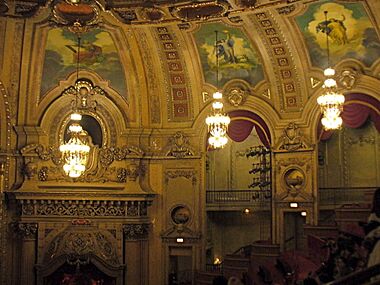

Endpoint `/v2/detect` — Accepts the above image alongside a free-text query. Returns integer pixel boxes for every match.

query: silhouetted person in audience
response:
[228,276,244,285]
[366,187,380,268]
[213,275,228,285]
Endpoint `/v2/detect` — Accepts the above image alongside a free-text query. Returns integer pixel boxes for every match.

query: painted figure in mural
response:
[66,40,103,65]
[216,30,237,64]
[316,15,348,45]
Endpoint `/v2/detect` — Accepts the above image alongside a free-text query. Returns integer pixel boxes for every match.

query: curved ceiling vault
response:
[4,0,379,126]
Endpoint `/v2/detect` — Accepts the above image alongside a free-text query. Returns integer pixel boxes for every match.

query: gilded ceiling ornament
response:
[112,8,138,23]
[170,1,229,21]
[227,87,247,107]
[338,68,358,90]
[52,0,100,27]
[310,77,321,89]
[262,88,271,99]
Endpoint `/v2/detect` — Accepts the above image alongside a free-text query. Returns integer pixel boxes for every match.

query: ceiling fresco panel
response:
[295,1,380,69]
[194,22,264,88]
[40,28,127,100]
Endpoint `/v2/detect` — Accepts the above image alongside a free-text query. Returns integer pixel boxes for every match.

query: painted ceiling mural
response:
[41,28,127,99]
[194,22,264,88]
[296,1,380,68]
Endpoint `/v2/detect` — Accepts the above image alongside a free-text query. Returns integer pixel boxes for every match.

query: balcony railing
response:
[318,187,376,207]
[206,190,271,211]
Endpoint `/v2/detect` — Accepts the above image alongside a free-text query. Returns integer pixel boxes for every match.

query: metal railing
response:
[206,190,271,207]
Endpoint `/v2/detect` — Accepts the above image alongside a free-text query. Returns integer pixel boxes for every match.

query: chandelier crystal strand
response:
[60,29,90,178]
[317,11,345,130]
[205,31,230,148]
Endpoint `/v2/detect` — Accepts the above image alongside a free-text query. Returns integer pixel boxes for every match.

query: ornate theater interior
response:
[0,0,379,284]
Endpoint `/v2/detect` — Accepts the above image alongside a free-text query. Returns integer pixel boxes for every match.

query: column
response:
[123,224,149,285]
[17,223,37,285]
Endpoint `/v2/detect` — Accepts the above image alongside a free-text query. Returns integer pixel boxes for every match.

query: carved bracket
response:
[14,222,38,239]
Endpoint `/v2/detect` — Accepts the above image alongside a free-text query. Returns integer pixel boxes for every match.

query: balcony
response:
[206,190,271,211]
[318,187,376,209]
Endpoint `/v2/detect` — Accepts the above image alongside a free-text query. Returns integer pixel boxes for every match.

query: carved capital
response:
[123,224,149,240]
[15,222,38,239]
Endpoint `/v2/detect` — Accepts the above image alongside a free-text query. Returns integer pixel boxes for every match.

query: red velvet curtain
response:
[319,94,380,141]
[227,110,271,148]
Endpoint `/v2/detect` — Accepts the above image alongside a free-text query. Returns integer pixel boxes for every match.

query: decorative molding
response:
[275,123,311,151]
[123,224,149,240]
[165,170,197,185]
[161,224,201,244]
[165,132,194,158]
[276,5,296,15]
[346,135,375,146]
[276,157,311,172]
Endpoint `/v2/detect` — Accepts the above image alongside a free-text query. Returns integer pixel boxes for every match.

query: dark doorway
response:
[44,262,115,285]
[284,212,306,251]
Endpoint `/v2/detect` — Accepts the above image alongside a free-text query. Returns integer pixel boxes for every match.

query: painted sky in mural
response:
[296,1,380,68]
[41,28,127,99]
[194,23,264,87]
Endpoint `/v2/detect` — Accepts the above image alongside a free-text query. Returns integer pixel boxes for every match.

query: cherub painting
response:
[41,28,127,100]
[296,1,380,68]
[194,23,264,87]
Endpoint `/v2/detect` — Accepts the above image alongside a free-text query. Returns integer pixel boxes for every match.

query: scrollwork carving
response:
[165,170,197,185]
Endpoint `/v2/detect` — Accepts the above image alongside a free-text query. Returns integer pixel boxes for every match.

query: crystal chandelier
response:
[59,123,90,178]
[317,11,345,130]
[59,32,90,177]
[205,31,230,148]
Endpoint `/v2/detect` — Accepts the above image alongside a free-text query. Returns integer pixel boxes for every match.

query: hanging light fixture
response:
[205,31,230,148]
[59,32,90,178]
[317,11,345,130]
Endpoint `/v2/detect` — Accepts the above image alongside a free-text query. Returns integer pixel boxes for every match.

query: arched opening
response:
[317,93,380,227]
[205,110,272,264]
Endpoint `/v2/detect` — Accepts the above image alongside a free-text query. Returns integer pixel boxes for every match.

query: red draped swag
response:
[226,110,271,148]
[318,93,380,141]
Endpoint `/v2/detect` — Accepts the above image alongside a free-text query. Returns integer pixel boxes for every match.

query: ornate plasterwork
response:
[44,226,120,266]
[123,223,149,240]
[249,11,302,111]
[276,157,311,172]
[275,123,311,151]
[19,199,149,218]
[155,26,193,121]
[165,132,194,158]
[21,144,144,183]
[338,68,358,90]
[165,169,197,185]
[161,224,201,244]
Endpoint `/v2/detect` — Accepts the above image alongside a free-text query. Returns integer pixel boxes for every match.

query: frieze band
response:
[19,199,149,217]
